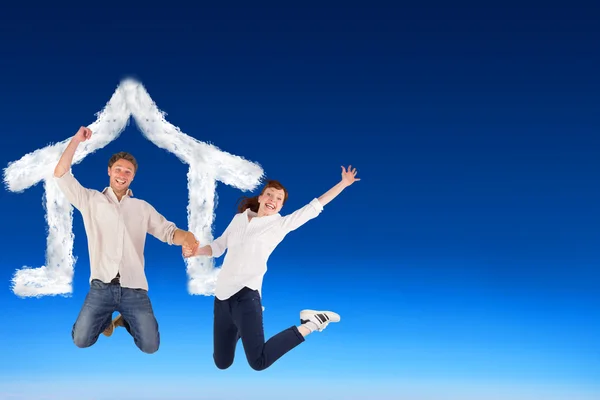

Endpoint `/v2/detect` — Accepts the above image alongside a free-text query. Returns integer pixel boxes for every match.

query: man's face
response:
[108,158,136,192]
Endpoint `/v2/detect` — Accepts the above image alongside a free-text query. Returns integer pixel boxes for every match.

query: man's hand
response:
[54,126,92,178]
[182,232,199,257]
[73,126,92,143]
[183,243,212,258]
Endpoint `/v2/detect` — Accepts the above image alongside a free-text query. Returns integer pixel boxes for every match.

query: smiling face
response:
[108,158,136,195]
[257,186,286,216]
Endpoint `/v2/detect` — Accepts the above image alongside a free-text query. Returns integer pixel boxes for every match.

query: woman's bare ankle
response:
[298,325,311,337]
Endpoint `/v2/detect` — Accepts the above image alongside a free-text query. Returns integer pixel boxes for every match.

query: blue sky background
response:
[0,3,598,399]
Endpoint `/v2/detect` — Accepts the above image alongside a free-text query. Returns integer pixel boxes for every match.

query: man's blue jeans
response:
[72,279,160,354]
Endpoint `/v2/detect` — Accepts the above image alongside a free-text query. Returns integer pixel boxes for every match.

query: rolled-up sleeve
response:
[146,203,177,244]
[279,198,323,233]
[54,171,91,211]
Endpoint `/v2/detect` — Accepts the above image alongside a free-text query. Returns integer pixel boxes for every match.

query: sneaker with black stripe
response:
[299,309,340,332]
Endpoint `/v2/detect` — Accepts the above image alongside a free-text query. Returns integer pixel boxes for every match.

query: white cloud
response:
[3,78,264,298]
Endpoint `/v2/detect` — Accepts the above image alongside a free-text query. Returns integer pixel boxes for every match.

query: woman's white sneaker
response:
[299,310,340,332]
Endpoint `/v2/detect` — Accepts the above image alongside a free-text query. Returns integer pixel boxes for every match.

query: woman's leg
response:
[213,296,240,369]
[232,288,305,371]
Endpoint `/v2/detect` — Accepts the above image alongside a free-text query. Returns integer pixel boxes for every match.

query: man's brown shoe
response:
[102,314,124,337]
[113,314,124,328]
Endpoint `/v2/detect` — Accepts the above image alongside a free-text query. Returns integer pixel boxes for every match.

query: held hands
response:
[73,126,92,143]
[182,244,198,258]
[341,165,360,187]
[182,232,199,258]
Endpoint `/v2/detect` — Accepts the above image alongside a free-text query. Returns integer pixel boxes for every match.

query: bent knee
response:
[214,356,234,370]
[248,359,267,371]
[139,340,159,354]
[72,332,95,348]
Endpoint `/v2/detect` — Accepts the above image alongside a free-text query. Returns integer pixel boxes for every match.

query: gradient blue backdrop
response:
[0,3,598,400]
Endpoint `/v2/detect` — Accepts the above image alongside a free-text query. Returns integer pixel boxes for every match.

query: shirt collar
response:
[102,186,134,202]
[244,208,280,219]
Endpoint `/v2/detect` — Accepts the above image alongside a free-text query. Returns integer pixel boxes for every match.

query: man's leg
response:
[103,274,124,337]
[72,279,116,348]
[117,287,160,354]
[213,297,240,370]
[232,288,305,371]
